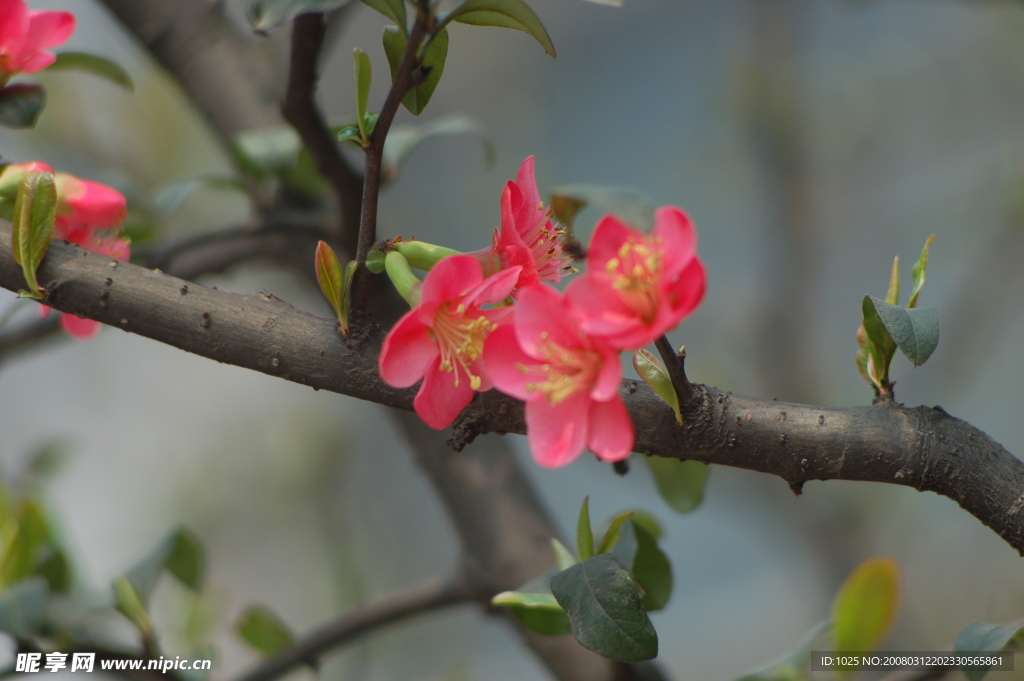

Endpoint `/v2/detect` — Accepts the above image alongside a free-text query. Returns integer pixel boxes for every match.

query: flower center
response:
[604,236,663,323]
[431,303,496,390]
[523,332,601,405]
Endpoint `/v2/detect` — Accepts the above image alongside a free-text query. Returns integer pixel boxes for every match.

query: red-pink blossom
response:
[473,156,571,290]
[0,0,74,82]
[484,284,633,468]
[379,255,521,429]
[53,172,127,244]
[565,206,706,350]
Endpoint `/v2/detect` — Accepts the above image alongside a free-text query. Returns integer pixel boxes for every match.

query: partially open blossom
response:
[473,156,572,290]
[379,255,521,429]
[484,284,633,468]
[566,206,705,350]
[53,172,128,244]
[0,0,75,83]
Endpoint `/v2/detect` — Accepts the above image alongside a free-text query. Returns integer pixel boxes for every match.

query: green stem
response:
[385,251,422,306]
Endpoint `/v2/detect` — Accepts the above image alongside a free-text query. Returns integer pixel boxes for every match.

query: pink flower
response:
[379,255,521,429]
[565,206,706,350]
[473,157,572,290]
[0,0,74,83]
[54,172,128,244]
[484,284,633,468]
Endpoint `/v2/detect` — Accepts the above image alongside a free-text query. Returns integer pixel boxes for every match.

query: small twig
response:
[352,12,432,316]
[654,335,692,406]
[282,13,364,251]
[232,577,475,681]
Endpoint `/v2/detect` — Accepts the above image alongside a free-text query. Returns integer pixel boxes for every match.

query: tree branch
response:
[281,13,363,250]
[233,577,475,681]
[3,227,1024,558]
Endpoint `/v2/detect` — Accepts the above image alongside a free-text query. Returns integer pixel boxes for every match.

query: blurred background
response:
[3,0,1024,678]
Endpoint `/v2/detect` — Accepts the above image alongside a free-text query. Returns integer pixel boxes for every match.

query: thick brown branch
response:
[233,577,474,681]
[281,13,363,250]
[3,227,1024,557]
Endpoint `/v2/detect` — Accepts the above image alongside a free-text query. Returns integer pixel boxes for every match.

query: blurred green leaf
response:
[235,126,302,178]
[633,349,681,425]
[237,605,295,655]
[550,184,654,232]
[35,547,70,593]
[384,114,493,181]
[596,511,633,555]
[0,501,49,588]
[832,558,899,662]
[551,553,657,662]
[353,48,372,139]
[885,257,899,306]
[0,84,45,129]
[865,296,939,367]
[907,235,934,309]
[551,538,576,571]
[609,520,672,612]
[11,171,56,299]
[246,0,352,32]
[443,0,555,57]
[0,577,48,637]
[113,574,152,637]
[576,496,594,561]
[492,571,571,636]
[48,52,134,91]
[153,176,251,216]
[165,528,204,591]
[642,455,708,514]
[955,620,1024,681]
[361,0,406,29]
[735,620,830,681]
[382,26,449,116]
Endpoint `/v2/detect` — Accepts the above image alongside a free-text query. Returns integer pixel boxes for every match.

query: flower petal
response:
[587,213,639,270]
[565,274,638,337]
[0,0,29,67]
[418,254,482,319]
[514,285,581,358]
[525,392,590,468]
[60,314,100,340]
[514,156,541,217]
[462,265,520,308]
[23,10,74,53]
[379,310,438,388]
[587,397,634,462]
[652,206,697,278]
[414,361,475,429]
[482,323,537,400]
[590,341,622,401]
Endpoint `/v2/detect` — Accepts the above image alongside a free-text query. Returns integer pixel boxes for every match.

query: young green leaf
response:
[236,605,295,655]
[316,241,345,320]
[246,0,351,33]
[866,296,939,367]
[35,548,70,593]
[113,575,153,638]
[234,125,303,178]
[360,0,406,30]
[442,0,555,58]
[954,620,1024,681]
[550,538,577,571]
[596,511,634,555]
[48,52,134,92]
[11,171,56,299]
[353,48,372,140]
[492,572,572,636]
[382,27,450,116]
[907,235,935,309]
[0,84,45,129]
[630,521,672,612]
[165,528,204,591]
[832,558,899,660]
[885,256,899,306]
[0,501,50,588]
[642,455,709,514]
[633,349,681,425]
[576,496,594,561]
[366,249,387,274]
[550,553,658,662]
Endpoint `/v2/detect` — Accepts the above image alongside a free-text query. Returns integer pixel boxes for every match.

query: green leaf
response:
[0,577,48,638]
[866,296,939,367]
[316,241,345,319]
[48,52,134,92]
[443,0,555,58]
[382,26,450,116]
[234,126,302,178]
[955,620,1024,681]
[246,0,352,32]
[642,455,709,514]
[596,511,634,555]
[366,249,386,274]
[907,235,935,309]
[36,547,70,593]
[0,501,50,588]
[550,553,658,662]
[353,48,372,140]
[832,558,899,660]
[0,84,45,129]
[113,574,152,637]
[629,521,672,612]
[153,176,251,216]
[360,0,406,29]
[165,528,204,591]
[735,620,830,681]
[236,605,295,655]
[10,171,56,299]
[633,349,681,425]
[885,256,899,306]
[336,125,362,146]
[860,296,896,379]
[576,496,594,561]
[492,571,571,636]
[549,184,655,232]
[551,538,577,571]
